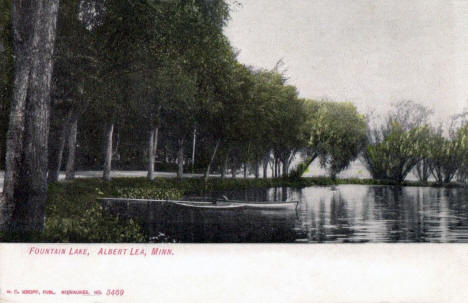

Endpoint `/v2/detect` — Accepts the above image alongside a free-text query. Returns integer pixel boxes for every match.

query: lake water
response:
[102,185,468,243]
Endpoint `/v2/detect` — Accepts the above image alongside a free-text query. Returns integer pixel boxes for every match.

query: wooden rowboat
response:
[183,197,299,210]
[99,197,298,210]
[169,201,246,210]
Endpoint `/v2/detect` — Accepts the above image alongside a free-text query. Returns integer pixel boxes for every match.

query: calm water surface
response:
[102,185,468,243]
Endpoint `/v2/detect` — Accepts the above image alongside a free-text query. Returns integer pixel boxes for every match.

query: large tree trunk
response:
[103,123,114,181]
[0,0,59,232]
[177,139,184,178]
[243,163,247,179]
[65,114,78,180]
[254,161,260,179]
[204,139,220,181]
[48,112,70,183]
[147,127,158,180]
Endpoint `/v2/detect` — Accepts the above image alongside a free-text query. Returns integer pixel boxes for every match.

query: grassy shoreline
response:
[1,176,464,243]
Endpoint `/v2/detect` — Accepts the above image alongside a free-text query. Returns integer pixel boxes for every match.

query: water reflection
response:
[294,185,468,243]
[101,185,468,243]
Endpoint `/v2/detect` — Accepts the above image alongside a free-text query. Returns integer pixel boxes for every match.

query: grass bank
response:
[1,176,463,242]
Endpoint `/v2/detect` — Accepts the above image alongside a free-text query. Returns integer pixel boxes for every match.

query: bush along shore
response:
[0,176,464,243]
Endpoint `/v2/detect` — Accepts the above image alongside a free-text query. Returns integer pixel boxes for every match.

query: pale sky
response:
[224,0,468,121]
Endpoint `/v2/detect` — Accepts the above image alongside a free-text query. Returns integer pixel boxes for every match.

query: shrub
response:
[113,187,183,200]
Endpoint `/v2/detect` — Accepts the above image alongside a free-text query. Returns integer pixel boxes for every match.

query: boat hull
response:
[99,198,299,210]
[170,201,246,210]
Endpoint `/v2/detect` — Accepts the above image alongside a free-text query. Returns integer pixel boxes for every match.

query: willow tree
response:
[313,101,367,180]
[0,0,60,232]
[427,120,467,184]
[363,101,434,183]
[363,123,429,183]
[455,122,468,183]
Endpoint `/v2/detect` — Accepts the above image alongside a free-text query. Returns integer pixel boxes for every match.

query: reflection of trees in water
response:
[431,188,468,242]
[268,187,291,201]
[227,185,468,243]
[328,192,354,241]
[104,186,468,242]
[222,186,297,202]
[218,186,306,203]
[364,186,466,242]
[447,189,468,235]
[367,186,415,242]
[296,188,355,242]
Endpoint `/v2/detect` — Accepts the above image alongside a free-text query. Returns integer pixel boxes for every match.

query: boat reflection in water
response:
[101,185,468,243]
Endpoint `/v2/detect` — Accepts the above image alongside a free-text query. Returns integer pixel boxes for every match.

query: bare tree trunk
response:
[65,114,78,180]
[48,112,70,183]
[221,154,228,179]
[153,128,158,160]
[274,157,279,178]
[243,163,247,179]
[147,127,158,180]
[254,161,260,179]
[177,139,184,178]
[103,123,114,181]
[263,160,269,179]
[282,159,289,177]
[113,128,120,160]
[0,0,59,232]
[147,128,155,180]
[191,127,196,173]
[204,139,220,181]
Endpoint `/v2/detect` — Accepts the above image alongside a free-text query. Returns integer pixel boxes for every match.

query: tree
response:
[254,71,308,178]
[455,122,468,183]
[0,0,60,232]
[91,0,162,180]
[48,0,99,182]
[427,120,466,184]
[363,101,433,183]
[313,101,367,179]
[298,100,322,173]
[364,123,429,182]
[0,0,13,171]
[413,126,432,183]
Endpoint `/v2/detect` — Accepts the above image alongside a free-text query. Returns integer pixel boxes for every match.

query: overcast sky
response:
[224,0,468,121]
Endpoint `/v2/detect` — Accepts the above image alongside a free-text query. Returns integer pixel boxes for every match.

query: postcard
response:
[0,0,468,302]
